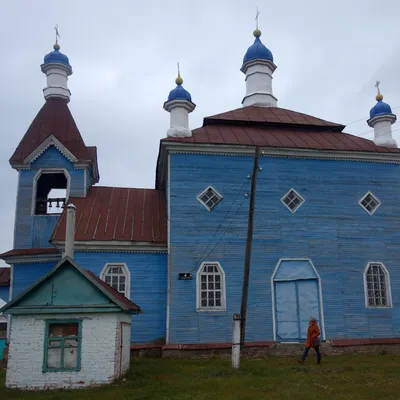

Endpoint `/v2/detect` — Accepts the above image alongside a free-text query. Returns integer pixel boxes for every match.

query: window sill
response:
[42,368,81,373]
[197,308,227,313]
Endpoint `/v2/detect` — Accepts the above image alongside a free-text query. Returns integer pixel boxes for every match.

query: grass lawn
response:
[1,354,400,399]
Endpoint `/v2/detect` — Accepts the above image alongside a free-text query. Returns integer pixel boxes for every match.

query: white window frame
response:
[197,186,223,211]
[280,188,305,214]
[363,262,392,308]
[31,168,71,216]
[100,263,131,299]
[358,191,381,215]
[196,261,226,312]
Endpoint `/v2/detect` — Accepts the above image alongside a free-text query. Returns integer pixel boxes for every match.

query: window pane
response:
[64,338,79,348]
[64,347,78,369]
[48,339,62,347]
[112,276,118,285]
[46,348,62,369]
[105,276,111,284]
[49,323,78,337]
[120,276,126,284]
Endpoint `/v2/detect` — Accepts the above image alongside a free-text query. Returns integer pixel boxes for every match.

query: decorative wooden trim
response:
[24,135,79,165]
[197,185,224,211]
[363,262,392,308]
[271,258,326,342]
[100,263,131,299]
[51,240,167,254]
[280,188,305,214]
[196,261,226,312]
[1,254,61,265]
[358,191,381,216]
[156,142,400,190]
[166,153,171,345]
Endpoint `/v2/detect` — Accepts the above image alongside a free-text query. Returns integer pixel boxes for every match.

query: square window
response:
[197,186,223,211]
[281,189,305,213]
[359,192,380,215]
[44,321,81,372]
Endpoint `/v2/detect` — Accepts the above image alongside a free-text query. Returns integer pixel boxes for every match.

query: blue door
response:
[275,279,320,342]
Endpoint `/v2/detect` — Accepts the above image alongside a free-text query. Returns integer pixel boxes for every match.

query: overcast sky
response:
[1,0,400,266]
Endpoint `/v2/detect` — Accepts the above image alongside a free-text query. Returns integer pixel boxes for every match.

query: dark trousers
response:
[301,346,321,364]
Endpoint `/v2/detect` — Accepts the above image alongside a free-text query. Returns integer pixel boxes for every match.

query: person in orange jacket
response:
[298,316,321,364]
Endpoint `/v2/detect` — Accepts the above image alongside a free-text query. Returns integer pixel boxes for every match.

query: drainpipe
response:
[63,204,76,259]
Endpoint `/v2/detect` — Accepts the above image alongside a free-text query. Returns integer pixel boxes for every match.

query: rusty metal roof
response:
[203,106,345,128]
[10,99,99,167]
[0,268,10,286]
[164,106,400,154]
[52,186,167,243]
[0,248,59,259]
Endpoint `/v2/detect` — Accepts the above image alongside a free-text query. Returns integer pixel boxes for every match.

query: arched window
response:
[196,262,226,311]
[364,263,392,308]
[100,263,130,299]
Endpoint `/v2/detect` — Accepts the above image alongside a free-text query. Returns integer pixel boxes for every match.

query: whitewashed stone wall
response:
[6,313,124,390]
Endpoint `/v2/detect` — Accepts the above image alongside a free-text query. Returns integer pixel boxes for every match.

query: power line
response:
[194,176,250,266]
[197,193,249,265]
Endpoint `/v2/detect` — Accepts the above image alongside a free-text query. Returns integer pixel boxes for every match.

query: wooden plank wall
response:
[168,152,400,344]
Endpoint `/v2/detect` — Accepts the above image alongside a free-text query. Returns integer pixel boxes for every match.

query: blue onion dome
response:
[167,73,192,102]
[243,29,273,63]
[370,92,393,119]
[43,43,71,67]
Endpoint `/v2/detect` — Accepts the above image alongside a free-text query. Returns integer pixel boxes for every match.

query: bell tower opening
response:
[33,171,69,215]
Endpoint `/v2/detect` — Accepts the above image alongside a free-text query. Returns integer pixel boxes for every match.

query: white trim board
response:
[197,186,224,211]
[31,168,71,216]
[358,191,381,216]
[196,261,227,312]
[271,258,326,342]
[100,262,131,299]
[363,262,392,309]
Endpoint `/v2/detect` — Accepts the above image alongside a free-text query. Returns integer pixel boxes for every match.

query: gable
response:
[16,264,116,311]
[30,145,74,170]
[1,258,141,315]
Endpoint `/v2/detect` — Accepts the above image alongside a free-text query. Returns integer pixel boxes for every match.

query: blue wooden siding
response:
[0,286,9,302]
[13,262,58,298]
[31,216,59,248]
[74,252,167,344]
[14,147,87,249]
[168,153,400,344]
[11,252,167,343]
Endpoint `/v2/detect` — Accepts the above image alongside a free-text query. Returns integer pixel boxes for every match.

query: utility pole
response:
[240,146,261,349]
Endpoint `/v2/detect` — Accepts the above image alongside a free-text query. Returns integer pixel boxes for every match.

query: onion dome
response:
[43,43,71,68]
[167,73,192,102]
[243,29,273,64]
[370,91,393,119]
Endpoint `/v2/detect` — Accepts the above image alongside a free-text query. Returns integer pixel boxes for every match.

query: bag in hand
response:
[313,339,321,348]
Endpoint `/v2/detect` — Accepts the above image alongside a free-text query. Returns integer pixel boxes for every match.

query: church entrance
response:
[272,259,324,342]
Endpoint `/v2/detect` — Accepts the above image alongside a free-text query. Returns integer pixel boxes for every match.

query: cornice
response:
[52,240,167,254]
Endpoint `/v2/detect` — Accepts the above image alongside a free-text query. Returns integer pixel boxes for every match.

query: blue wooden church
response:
[2,26,400,348]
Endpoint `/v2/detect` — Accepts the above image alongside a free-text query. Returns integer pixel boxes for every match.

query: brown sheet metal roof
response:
[10,99,96,164]
[52,186,167,243]
[204,106,344,128]
[85,270,141,312]
[165,106,400,154]
[0,248,59,259]
[0,268,10,286]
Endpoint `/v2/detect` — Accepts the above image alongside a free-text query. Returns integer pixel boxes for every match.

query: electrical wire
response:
[192,176,250,270]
